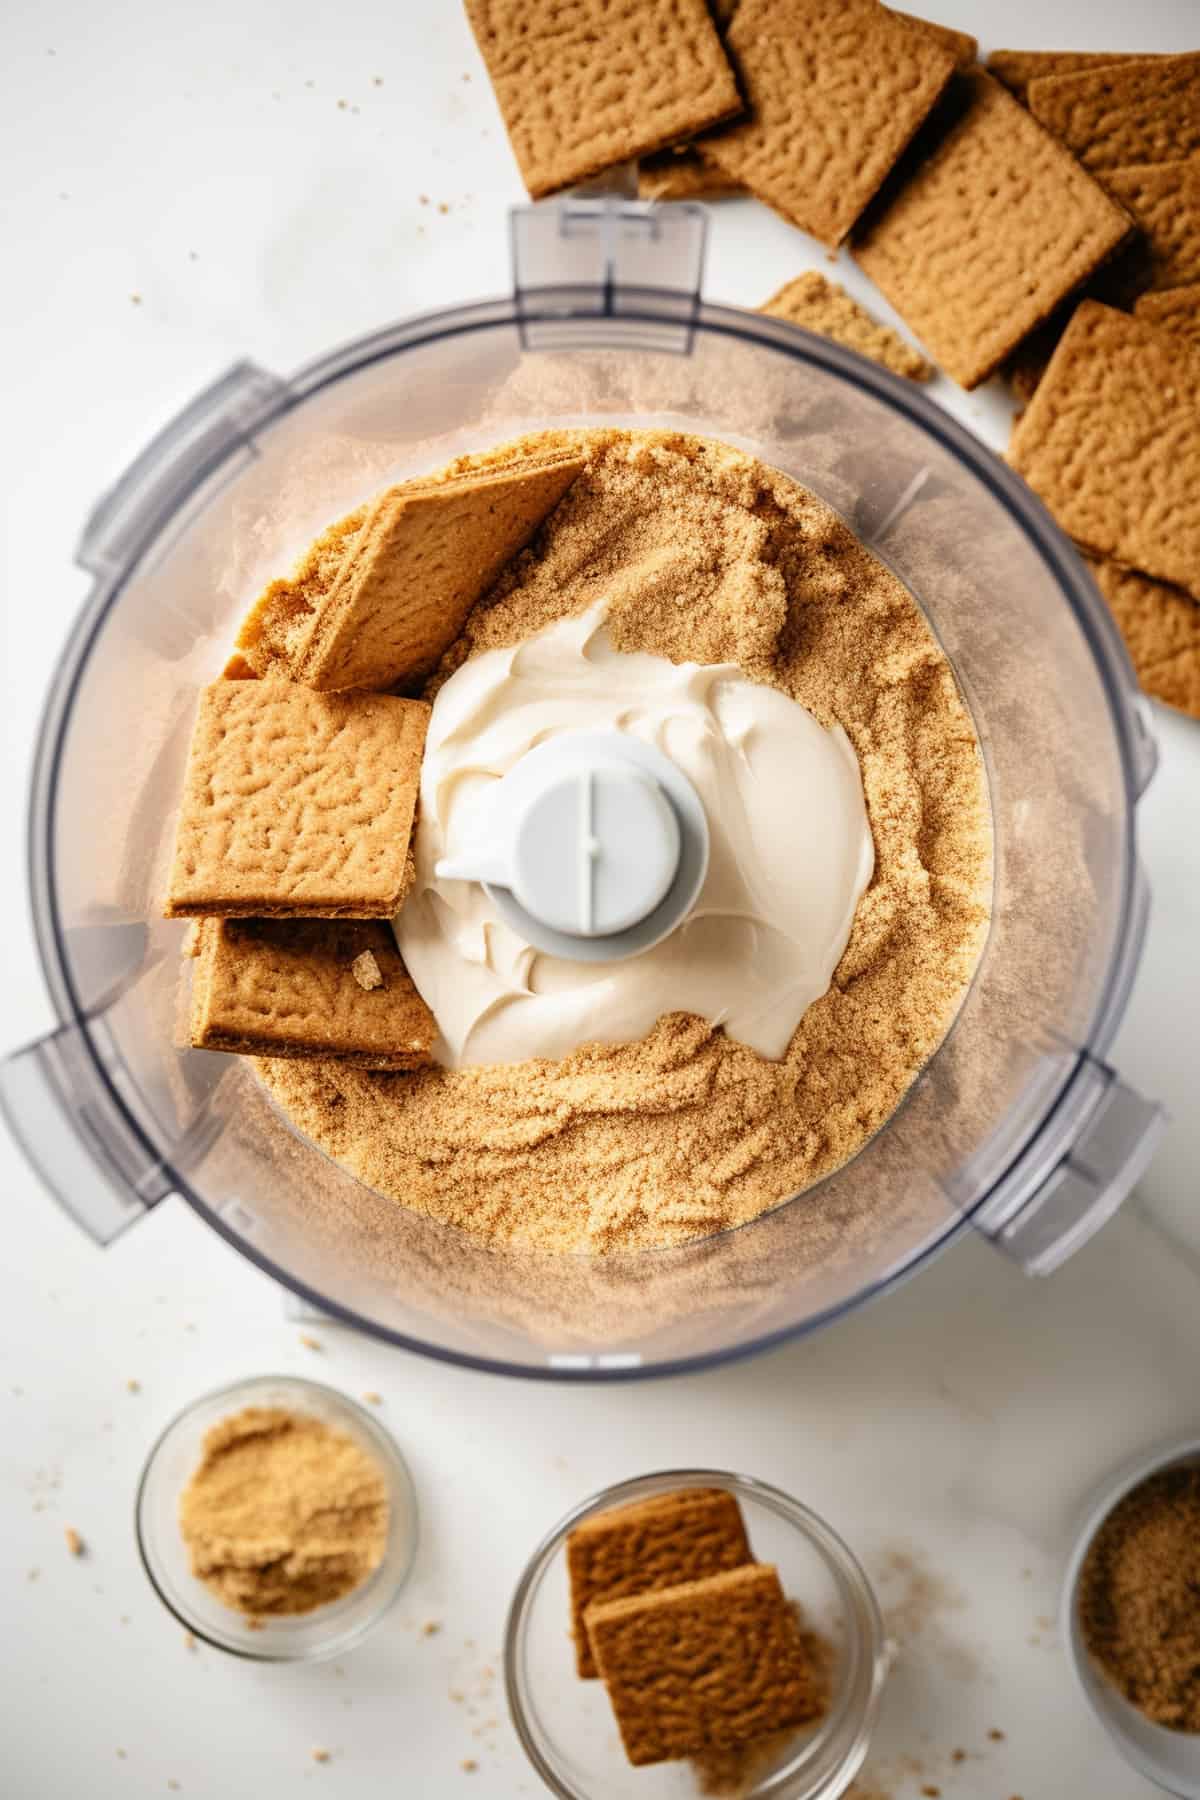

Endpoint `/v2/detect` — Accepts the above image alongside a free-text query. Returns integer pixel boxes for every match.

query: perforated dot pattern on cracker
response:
[464,0,741,199]
[165,681,429,917]
[701,0,957,248]
[854,70,1132,389]
[1028,54,1200,171]
[190,919,435,1066]
[586,1564,822,1766]
[1009,302,1200,599]
[567,1488,752,1678]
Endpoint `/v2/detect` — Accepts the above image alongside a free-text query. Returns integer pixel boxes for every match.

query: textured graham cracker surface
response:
[294,456,585,690]
[890,8,976,69]
[1028,54,1200,171]
[759,272,933,380]
[165,681,429,918]
[702,0,956,247]
[586,1563,821,1765]
[190,919,435,1067]
[1135,282,1200,349]
[1009,302,1200,598]
[987,50,1155,108]
[1104,159,1200,293]
[1085,557,1200,721]
[567,1488,752,1678]
[854,70,1131,389]
[464,0,740,199]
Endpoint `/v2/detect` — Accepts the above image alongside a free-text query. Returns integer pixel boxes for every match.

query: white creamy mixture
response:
[395,604,874,1069]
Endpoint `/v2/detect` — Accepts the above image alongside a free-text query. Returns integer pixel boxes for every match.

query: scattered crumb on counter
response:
[126,1379,141,1392]
[461,1760,478,1774]
[422,1619,442,1637]
[27,1568,40,1582]
[363,1391,383,1405]
[951,1749,966,1763]
[988,1729,1006,1742]
[298,1334,322,1351]
[312,1748,330,1763]
[372,75,383,85]
[437,202,450,214]
[183,1631,196,1651]
[116,1748,126,1759]
[130,294,141,306]
[64,1527,84,1556]
[921,1788,940,1797]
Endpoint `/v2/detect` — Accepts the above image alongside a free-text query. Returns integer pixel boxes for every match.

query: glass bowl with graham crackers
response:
[505,1471,887,1799]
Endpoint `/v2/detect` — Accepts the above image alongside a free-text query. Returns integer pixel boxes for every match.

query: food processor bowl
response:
[0,200,1164,1378]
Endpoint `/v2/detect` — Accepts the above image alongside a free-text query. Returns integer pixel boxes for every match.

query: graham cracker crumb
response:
[183,1631,196,1650]
[298,1333,322,1351]
[253,429,990,1257]
[422,1619,442,1637]
[351,950,384,991]
[64,1527,84,1556]
[179,1407,388,1617]
[363,1391,383,1405]
[987,1728,1005,1741]
[126,1379,141,1392]
[311,1748,330,1763]
[461,1760,478,1773]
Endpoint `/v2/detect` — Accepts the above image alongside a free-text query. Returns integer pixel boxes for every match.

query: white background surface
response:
[2,2,1199,1796]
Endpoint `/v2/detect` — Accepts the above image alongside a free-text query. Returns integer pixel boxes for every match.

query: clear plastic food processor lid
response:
[0,200,1164,1379]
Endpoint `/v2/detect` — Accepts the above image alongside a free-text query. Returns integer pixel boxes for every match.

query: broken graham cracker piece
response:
[1104,159,1200,295]
[701,0,956,248]
[853,69,1132,390]
[1009,302,1200,599]
[189,919,434,1067]
[759,272,933,381]
[568,1487,752,1679]
[464,0,740,200]
[1027,55,1200,173]
[987,50,1161,108]
[351,949,384,991]
[1085,557,1200,722]
[235,506,368,680]
[292,456,586,691]
[639,146,743,201]
[1135,283,1200,351]
[165,680,429,918]
[586,1564,821,1766]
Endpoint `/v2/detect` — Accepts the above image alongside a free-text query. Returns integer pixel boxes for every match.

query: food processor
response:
[0,198,1165,1378]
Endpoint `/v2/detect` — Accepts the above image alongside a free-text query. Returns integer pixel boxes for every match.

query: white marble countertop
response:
[2,1,1199,1796]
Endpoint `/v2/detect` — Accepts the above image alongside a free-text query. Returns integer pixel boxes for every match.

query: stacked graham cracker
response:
[565,1486,825,1766]
[469,4,1200,716]
[166,454,586,1066]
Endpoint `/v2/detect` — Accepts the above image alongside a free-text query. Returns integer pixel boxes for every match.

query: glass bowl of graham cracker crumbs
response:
[1064,1437,1200,1798]
[135,1374,418,1660]
[505,1469,888,1800]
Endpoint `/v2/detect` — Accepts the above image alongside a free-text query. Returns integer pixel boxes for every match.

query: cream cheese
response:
[395,604,874,1069]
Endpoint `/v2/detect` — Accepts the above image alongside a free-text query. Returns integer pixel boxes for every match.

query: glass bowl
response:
[504,1469,888,1799]
[1062,1437,1200,1798]
[135,1373,418,1661]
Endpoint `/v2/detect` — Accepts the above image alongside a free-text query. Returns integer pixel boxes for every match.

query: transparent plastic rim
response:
[134,1373,418,1661]
[26,295,1148,1380]
[503,1467,889,1800]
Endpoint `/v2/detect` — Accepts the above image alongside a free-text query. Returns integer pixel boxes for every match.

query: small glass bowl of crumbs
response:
[505,1469,888,1799]
[1063,1436,1200,1797]
[136,1374,418,1660]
